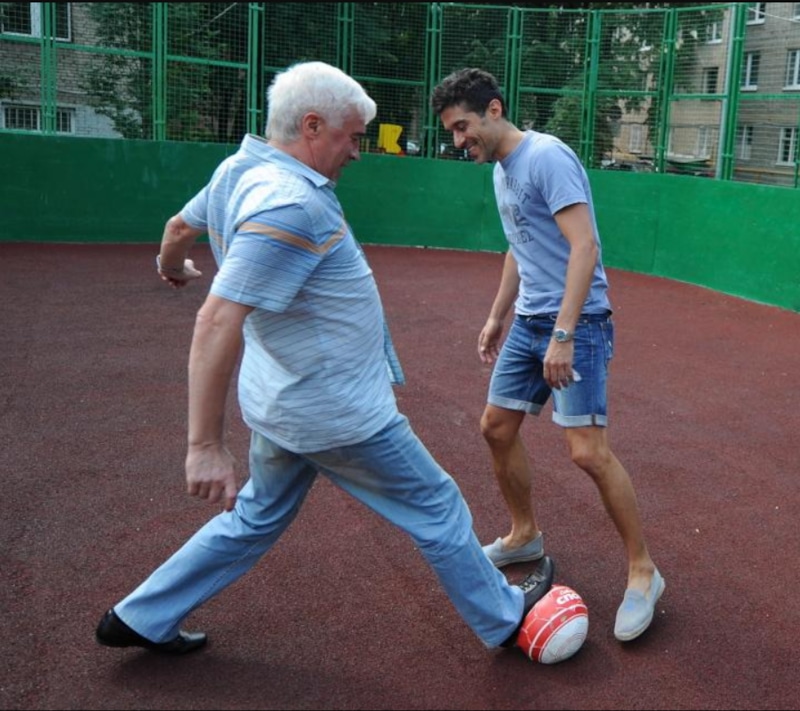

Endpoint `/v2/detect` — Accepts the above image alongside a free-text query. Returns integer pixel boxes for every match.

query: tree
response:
[84,2,250,142]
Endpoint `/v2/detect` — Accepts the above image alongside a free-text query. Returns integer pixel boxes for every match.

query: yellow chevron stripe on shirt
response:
[238,221,346,254]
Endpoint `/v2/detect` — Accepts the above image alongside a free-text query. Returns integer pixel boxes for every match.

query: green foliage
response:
[82,3,153,139]
[0,74,18,100]
[83,2,251,141]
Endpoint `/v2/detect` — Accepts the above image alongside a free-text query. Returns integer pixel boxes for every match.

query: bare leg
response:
[480,404,541,549]
[564,425,656,593]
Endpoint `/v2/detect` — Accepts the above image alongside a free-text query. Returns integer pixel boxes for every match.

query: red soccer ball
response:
[517,584,589,664]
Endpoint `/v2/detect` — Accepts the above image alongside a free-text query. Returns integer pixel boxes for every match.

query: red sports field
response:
[1,242,797,710]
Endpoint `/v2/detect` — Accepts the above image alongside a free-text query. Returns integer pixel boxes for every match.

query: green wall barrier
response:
[1,133,798,312]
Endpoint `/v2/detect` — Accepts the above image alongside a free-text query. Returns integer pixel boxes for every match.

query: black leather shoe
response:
[95,609,207,655]
[499,555,555,648]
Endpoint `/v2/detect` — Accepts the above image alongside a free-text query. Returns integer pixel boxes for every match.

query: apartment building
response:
[0,3,120,137]
[612,2,800,184]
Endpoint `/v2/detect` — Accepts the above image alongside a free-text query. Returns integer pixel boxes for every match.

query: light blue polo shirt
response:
[493,131,611,316]
[180,134,399,453]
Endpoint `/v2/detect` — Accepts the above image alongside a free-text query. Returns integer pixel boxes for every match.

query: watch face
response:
[554,329,570,342]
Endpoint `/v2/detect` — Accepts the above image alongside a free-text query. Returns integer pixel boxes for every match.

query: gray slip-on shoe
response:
[614,569,666,642]
[483,532,544,568]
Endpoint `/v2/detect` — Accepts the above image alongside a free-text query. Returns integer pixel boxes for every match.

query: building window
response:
[747,3,766,24]
[55,108,73,133]
[628,124,643,153]
[0,3,71,41]
[696,126,710,157]
[703,67,719,94]
[3,105,39,131]
[737,125,754,160]
[742,52,760,90]
[705,22,722,44]
[777,127,797,165]
[794,3,800,21]
[786,50,800,89]
[2,104,75,134]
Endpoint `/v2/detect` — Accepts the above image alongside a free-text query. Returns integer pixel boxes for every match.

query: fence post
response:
[337,2,355,76]
[719,2,746,181]
[654,6,677,174]
[505,6,522,127]
[422,2,442,159]
[152,3,166,141]
[247,2,265,136]
[579,8,600,167]
[39,3,56,135]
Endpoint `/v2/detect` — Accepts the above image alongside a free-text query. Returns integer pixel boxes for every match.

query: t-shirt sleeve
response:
[210,203,326,313]
[532,141,589,216]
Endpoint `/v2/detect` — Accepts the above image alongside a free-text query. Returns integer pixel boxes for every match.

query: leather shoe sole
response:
[96,609,207,655]
[499,555,555,648]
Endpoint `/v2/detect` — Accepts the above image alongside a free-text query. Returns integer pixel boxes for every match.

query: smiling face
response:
[439,99,506,164]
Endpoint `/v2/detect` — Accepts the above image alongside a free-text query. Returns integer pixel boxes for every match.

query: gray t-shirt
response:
[492,130,611,315]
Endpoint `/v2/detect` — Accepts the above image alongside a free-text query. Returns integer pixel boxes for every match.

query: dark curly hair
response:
[430,68,508,118]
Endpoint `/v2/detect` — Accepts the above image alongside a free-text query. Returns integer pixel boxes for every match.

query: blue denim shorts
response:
[488,311,614,427]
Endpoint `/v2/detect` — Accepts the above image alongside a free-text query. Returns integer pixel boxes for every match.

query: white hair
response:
[266,61,377,142]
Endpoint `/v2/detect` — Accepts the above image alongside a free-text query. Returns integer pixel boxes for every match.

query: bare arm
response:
[156,213,204,289]
[478,250,521,364]
[545,202,598,389]
[185,293,254,511]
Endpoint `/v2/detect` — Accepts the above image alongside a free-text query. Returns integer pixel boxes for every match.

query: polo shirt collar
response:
[241,133,331,188]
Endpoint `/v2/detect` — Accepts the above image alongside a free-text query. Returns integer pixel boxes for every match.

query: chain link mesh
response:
[1,2,798,186]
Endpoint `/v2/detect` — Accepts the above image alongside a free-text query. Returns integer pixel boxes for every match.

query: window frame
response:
[737,125,754,161]
[0,2,72,41]
[628,124,643,154]
[705,21,722,44]
[742,52,760,91]
[777,127,797,165]
[786,50,800,90]
[1,102,75,134]
[703,66,719,94]
[747,2,766,25]
[696,126,711,157]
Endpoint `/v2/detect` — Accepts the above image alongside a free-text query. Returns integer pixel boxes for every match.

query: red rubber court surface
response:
[1,242,797,711]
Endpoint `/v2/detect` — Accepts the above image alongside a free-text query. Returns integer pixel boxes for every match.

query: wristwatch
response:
[552,328,574,343]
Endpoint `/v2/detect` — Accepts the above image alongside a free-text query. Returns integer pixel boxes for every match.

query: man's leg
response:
[564,425,664,641]
[480,404,542,551]
[307,413,542,649]
[110,431,317,643]
[563,426,656,592]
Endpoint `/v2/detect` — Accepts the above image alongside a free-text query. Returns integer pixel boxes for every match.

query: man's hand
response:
[543,339,575,390]
[478,317,504,364]
[157,256,203,289]
[185,443,239,512]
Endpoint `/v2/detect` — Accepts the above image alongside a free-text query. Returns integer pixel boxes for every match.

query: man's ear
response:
[487,98,503,119]
[302,113,322,138]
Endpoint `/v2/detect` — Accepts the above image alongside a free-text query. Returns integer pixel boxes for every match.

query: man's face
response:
[439,101,501,164]
[313,112,366,181]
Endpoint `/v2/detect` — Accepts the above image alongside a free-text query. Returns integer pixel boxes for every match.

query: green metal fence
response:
[2,2,799,187]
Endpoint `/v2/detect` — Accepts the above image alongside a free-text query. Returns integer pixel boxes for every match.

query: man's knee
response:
[480,406,521,448]
[565,428,611,474]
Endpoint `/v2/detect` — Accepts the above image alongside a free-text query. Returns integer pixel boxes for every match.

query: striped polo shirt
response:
[180,134,398,453]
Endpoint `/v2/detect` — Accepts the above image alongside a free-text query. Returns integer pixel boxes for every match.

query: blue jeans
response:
[114,413,523,648]
[488,312,614,427]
